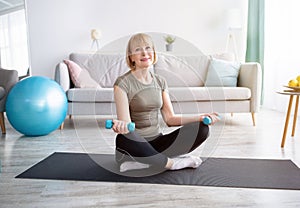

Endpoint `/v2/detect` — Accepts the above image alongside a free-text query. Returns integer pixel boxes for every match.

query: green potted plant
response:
[164,35,176,51]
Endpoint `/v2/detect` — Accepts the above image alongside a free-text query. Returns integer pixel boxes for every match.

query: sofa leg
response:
[59,114,72,130]
[0,112,6,134]
[59,122,64,130]
[251,112,256,126]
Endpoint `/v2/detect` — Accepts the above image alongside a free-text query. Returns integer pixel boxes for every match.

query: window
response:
[0,9,29,76]
[264,0,300,112]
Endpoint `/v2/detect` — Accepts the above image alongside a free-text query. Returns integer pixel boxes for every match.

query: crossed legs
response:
[115,121,209,171]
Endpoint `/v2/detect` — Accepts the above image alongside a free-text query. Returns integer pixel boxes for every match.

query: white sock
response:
[119,161,150,172]
[170,155,202,170]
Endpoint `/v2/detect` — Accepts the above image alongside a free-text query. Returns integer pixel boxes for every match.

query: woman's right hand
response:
[111,119,130,134]
[201,112,220,125]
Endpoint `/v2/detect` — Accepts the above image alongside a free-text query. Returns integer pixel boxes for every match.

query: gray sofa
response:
[55,52,262,126]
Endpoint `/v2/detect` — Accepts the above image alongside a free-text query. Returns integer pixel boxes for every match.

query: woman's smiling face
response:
[126,33,157,70]
[130,44,154,70]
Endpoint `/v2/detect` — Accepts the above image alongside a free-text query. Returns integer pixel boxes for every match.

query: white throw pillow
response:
[154,54,210,87]
[205,58,241,87]
[83,54,130,88]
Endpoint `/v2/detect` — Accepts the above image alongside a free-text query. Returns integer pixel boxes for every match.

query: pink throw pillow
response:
[63,59,100,88]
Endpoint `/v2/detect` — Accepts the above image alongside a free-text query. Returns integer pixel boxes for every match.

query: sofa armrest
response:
[54,62,70,92]
[0,68,18,112]
[238,62,262,113]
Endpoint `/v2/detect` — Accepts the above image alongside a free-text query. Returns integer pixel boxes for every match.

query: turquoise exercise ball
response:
[6,76,68,136]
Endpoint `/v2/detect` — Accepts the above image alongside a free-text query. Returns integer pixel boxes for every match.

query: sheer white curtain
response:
[0,9,29,76]
[264,0,300,112]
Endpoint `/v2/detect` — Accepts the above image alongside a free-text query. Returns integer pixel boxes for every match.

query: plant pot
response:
[166,44,173,52]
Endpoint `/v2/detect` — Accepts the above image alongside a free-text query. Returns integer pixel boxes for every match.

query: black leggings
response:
[115,121,209,169]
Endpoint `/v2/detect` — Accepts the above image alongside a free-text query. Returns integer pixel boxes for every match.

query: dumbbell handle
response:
[105,120,135,132]
[202,116,221,125]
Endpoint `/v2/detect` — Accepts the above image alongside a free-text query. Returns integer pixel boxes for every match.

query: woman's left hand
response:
[111,119,130,134]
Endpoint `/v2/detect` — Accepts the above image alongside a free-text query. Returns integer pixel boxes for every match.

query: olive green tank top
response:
[114,71,168,138]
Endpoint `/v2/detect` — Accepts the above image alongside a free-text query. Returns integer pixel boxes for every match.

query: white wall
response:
[25,0,248,78]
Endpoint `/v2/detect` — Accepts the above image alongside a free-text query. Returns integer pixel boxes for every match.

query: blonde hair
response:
[126,33,157,70]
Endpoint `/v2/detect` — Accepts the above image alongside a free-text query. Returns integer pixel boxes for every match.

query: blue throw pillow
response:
[205,58,241,87]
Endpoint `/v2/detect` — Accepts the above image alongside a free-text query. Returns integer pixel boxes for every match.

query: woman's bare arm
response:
[160,91,220,126]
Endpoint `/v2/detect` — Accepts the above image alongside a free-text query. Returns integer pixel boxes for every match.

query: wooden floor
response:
[1,108,300,208]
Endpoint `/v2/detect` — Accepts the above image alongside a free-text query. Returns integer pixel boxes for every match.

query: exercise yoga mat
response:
[16,152,300,190]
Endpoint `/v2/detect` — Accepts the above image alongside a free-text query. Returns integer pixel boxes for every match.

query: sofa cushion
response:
[154,53,210,87]
[168,87,251,102]
[67,88,114,102]
[67,87,250,103]
[77,53,130,88]
[210,52,235,61]
[205,58,241,87]
[63,60,101,88]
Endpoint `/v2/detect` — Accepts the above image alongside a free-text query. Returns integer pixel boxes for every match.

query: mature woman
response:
[111,33,220,172]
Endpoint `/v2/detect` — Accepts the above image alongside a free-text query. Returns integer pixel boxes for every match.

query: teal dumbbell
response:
[105,120,135,132]
[202,115,221,125]
[203,116,212,125]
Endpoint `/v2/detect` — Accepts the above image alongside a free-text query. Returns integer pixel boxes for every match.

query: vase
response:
[166,44,173,52]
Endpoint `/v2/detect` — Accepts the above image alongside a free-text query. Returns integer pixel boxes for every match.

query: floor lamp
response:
[225,9,242,61]
[225,29,238,61]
